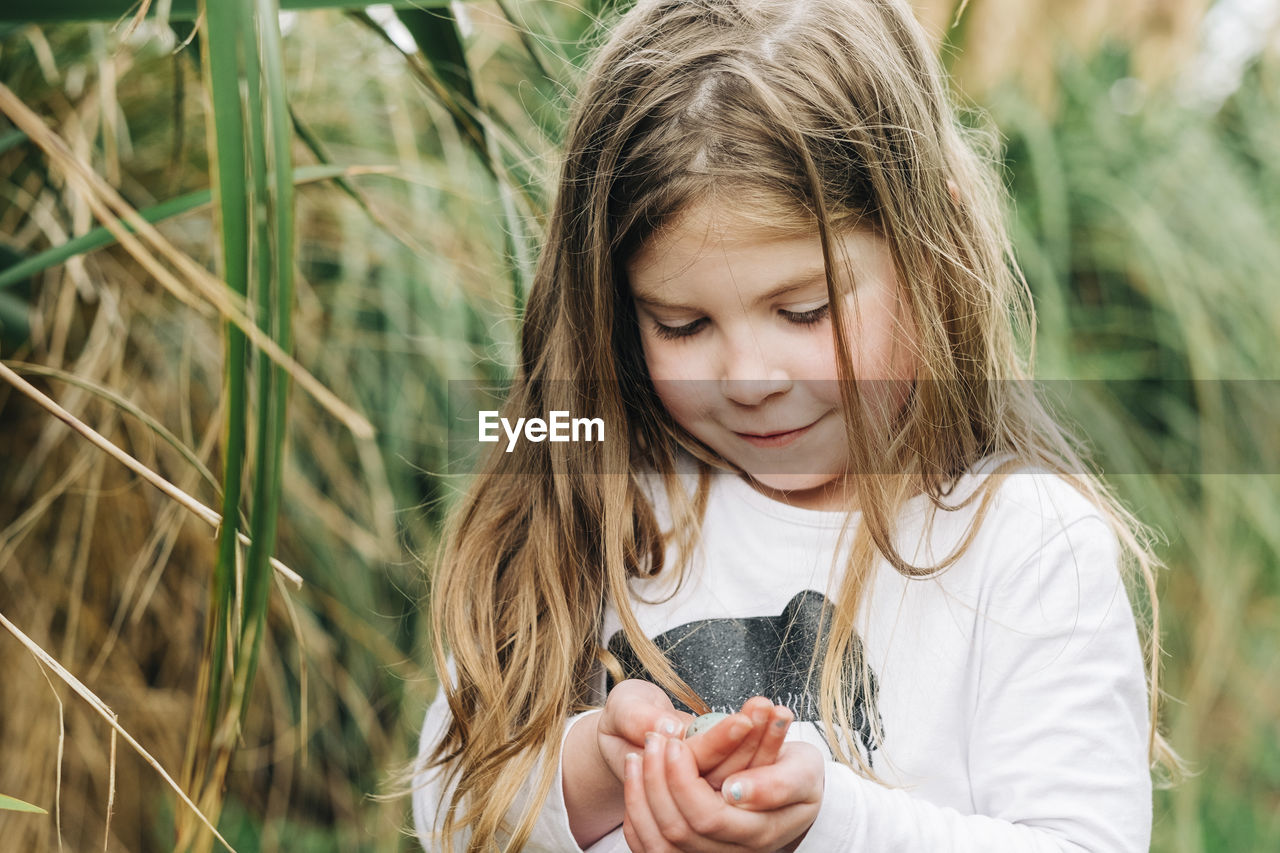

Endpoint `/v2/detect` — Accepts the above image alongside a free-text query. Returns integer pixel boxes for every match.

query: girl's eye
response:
[651,318,706,340]
[650,303,830,340]
[781,302,831,325]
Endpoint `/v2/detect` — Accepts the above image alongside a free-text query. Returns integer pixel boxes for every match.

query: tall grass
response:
[0,2,1276,850]
[994,49,1280,851]
[0,0,547,845]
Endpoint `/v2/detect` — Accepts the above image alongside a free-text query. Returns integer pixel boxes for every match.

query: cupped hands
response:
[597,680,825,852]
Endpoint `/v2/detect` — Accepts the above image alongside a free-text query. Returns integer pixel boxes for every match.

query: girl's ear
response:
[946,179,961,205]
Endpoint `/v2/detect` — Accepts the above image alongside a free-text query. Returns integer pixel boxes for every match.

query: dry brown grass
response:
[1,17,433,848]
[1,2,1267,850]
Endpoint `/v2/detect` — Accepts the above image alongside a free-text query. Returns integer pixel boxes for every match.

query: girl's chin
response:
[741,471,856,510]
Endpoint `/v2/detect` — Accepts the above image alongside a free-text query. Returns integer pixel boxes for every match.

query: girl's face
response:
[626,199,919,511]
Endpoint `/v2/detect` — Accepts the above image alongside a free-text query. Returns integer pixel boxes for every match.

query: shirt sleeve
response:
[410,667,602,852]
[796,514,1153,852]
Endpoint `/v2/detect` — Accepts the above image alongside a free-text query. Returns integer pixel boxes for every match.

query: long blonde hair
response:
[420,1,1183,848]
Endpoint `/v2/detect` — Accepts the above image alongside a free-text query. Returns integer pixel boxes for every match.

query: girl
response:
[412,0,1182,850]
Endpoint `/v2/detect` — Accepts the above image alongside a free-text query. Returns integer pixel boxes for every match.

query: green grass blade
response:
[199,0,248,765]
[397,5,476,105]
[348,9,542,219]
[0,166,374,292]
[0,793,47,814]
[0,127,26,155]
[0,189,210,290]
[493,0,559,85]
[394,6,487,155]
[238,0,295,723]
[377,7,544,313]
[5,362,221,498]
[263,0,296,392]
[0,0,444,24]
[0,290,31,343]
[241,0,276,665]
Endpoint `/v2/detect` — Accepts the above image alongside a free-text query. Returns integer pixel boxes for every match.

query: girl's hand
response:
[685,697,794,791]
[597,679,692,784]
[597,683,782,785]
[622,735,825,853]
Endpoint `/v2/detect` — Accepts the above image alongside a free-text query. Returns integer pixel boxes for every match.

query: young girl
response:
[412,0,1180,850]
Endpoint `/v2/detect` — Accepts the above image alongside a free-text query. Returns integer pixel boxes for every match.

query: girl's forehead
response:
[627,197,884,283]
[666,195,815,239]
[630,199,812,269]
[627,216,896,309]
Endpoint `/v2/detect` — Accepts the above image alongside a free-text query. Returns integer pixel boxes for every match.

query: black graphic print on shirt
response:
[606,589,884,763]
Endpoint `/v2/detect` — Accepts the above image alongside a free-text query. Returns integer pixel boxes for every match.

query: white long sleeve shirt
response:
[413,457,1152,851]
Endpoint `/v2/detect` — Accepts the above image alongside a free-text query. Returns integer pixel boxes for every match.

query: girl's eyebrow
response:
[633,267,828,311]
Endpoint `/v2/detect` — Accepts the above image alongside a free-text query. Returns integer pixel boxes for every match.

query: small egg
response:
[685,712,731,738]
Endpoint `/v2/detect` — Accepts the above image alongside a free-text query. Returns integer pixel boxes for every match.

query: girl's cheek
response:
[641,329,681,369]
[644,347,690,384]
[654,379,718,423]
[644,336,715,383]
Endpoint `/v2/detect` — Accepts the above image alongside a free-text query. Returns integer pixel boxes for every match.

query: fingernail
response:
[625,753,639,778]
[728,719,751,739]
[774,718,790,730]
[726,780,747,804]
[645,732,659,753]
[751,709,769,725]
[666,738,681,761]
[660,717,680,736]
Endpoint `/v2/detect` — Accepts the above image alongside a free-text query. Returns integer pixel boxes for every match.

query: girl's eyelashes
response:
[649,302,831,341]
[651,317,707,340]
[780,302,831,325]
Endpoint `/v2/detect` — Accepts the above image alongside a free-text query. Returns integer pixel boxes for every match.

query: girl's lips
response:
[734,420,818,448]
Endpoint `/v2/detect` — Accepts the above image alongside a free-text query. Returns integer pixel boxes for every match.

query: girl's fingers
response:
[732,700,771,761]
[721,742,826,812]
[641,732,694,842]
[622,752,663,852]
[609,680,690,744]
[684,712,754,775]
[663,736,758,847]
[745,704,794,769]
[694,697,788,788]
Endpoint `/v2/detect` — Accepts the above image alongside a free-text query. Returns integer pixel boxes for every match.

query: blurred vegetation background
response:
[0,0,1277,850]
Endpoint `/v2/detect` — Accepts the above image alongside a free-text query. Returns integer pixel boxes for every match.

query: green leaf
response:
[199,0,249,770]
[0,793,47,814]
[0,290,32,347]
[0,189,209,291]
[0,128,26,156]
[0,165,367,292]
[237,0,296,723]
[1,0,442,24]
[395,5,485,154]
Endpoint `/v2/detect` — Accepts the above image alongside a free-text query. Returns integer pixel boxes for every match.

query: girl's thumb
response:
[723,777,752,806]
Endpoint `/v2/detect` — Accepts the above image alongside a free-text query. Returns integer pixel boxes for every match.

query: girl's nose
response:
[720,334,792,405]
